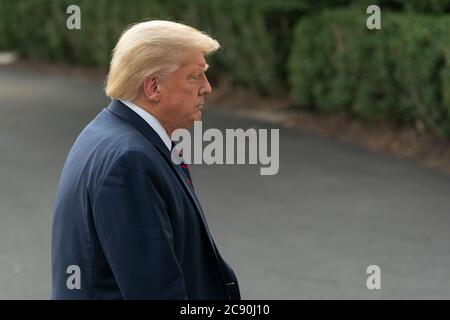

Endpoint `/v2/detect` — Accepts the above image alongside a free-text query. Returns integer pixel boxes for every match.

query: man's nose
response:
[199,74,212,95]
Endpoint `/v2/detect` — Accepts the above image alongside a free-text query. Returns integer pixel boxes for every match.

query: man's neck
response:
[131,98,173,136]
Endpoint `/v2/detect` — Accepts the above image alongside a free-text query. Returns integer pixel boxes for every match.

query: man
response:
[51,20,240,300]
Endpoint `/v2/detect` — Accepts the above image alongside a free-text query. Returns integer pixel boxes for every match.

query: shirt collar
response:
[119,99,172,151]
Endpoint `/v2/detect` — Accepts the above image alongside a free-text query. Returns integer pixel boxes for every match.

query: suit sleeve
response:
[92,149,187,299]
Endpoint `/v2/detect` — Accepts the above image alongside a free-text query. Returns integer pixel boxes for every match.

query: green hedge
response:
[4,0,430,94]
[0,0,310,95]
[348,0,450,13]
[289,9,450,137]
[2,0,448,94]
[403,0,450,13]
[0,0,6,50]
[2,1,450,137]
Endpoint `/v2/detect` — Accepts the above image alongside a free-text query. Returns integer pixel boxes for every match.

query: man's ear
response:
[142,76,161,103]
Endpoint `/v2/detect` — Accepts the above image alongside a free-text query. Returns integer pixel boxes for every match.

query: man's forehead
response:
[179,53,209,70]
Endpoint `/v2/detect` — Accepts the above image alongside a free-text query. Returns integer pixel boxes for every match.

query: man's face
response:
[158,51,212,132]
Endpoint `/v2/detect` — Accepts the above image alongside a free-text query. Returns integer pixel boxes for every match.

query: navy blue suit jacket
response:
[51,100,240,299]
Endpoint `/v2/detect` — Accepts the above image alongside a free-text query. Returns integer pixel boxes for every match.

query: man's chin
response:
[175,113,202,131]
[182,118,199,130]
[192,109,202,122]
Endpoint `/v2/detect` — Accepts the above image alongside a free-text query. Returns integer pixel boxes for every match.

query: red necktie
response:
[171,141,194,187]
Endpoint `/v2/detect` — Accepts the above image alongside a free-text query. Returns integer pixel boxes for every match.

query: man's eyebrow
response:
[200,63,209,72]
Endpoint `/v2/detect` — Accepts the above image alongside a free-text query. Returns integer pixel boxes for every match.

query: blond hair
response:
[105,20,220,100]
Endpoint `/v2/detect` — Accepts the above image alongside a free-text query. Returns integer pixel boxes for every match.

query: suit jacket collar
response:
[106,99,171,160]
[106,100,198,206]
[106,99,202,203]
[118,99,172,151]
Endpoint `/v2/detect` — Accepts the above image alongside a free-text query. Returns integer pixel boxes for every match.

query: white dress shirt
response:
[119,99,172,151]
